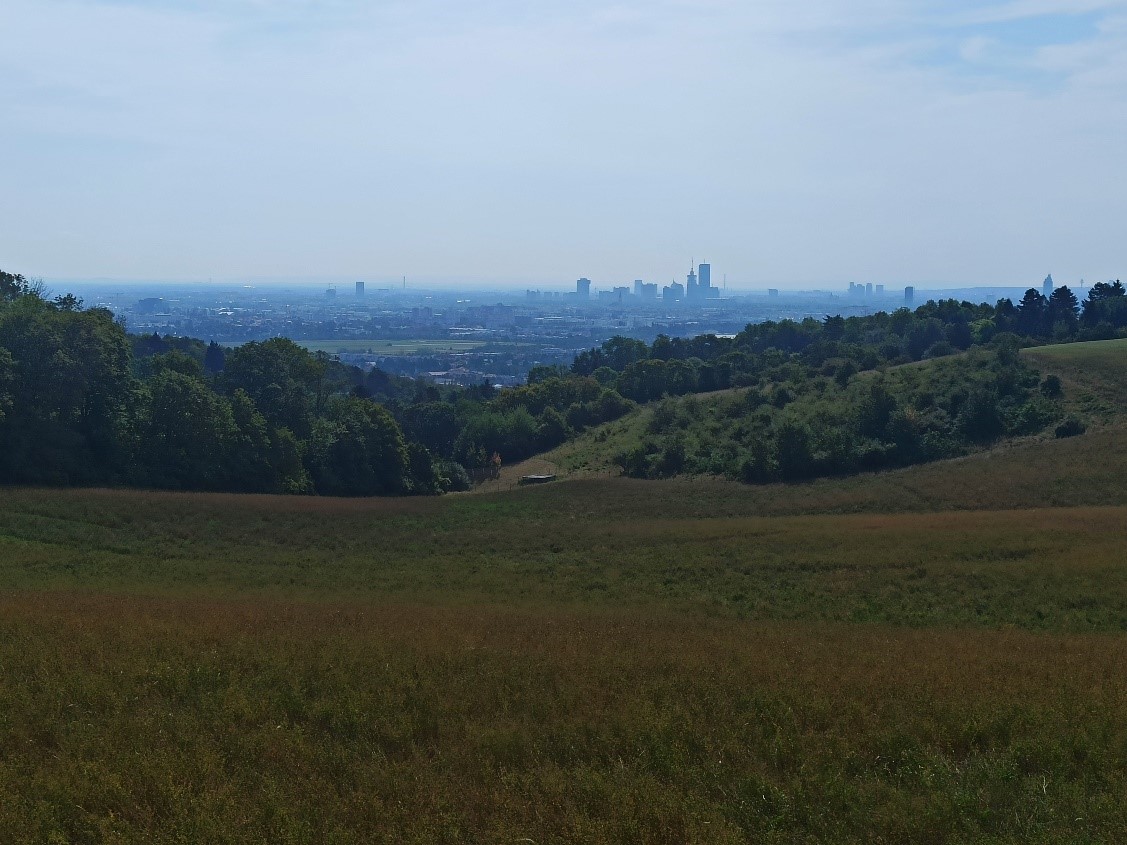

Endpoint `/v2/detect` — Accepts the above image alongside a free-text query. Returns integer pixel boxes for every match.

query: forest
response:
[1,268,1123,495]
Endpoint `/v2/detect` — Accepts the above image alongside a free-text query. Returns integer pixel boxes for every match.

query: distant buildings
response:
[768,289,779,298]
[574,262,715,305]
[355,281,365,296]
[1043,274,1054,297]
[904,286,915,305]
[598,286,630,304]
[847,282,886,298]
[685,262,718,302]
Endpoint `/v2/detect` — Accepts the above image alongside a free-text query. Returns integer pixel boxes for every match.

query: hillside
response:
[491,338,1125,492]
[1023,337,1127,421]
[1,338,1126,842]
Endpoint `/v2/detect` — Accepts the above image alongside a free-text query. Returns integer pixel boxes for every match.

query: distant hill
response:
[490,338,1127,510]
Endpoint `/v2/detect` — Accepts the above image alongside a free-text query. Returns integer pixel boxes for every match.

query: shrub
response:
[1054,418,1087,439]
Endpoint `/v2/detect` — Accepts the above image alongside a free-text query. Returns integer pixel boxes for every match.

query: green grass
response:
[3,486,1127,629]
[1023,338,1127,421]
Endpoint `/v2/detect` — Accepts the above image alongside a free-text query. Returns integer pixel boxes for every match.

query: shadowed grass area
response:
[1,595,1125,844]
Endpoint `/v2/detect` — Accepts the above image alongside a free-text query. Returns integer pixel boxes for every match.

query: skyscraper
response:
[355,281,365,296]
[577,278,591,298]
[698,263,711,290]
[904,286,915,305]
[1043,274,1054,298]
[686,265,698,299]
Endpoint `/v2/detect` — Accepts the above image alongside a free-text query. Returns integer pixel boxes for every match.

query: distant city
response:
[53,266,1069,386]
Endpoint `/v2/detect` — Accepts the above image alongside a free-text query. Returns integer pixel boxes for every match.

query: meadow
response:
[1,337,1125,843]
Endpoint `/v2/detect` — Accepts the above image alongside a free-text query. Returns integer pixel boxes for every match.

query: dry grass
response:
[1,594,1125,844]
[2,487,1126,631]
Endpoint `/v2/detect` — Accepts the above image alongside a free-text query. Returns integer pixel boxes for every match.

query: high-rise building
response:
[577,278,591,298]
[768,288,779,298]
[634,279,644,297]
[875,284,885,295]
[866,283,873,296]
[355,281,365,296]
[686,266,698,299]
[1043,274,1054,298]
[663,282,684,302]
[698,263,711,290]
[904,286,915,305]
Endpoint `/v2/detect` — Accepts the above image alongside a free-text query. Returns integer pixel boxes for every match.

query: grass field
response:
[295,339,490,355]
[1,338,1126,842]
[1023,338,1127,421]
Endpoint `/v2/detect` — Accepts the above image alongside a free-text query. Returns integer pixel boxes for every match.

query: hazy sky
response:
[1,0,1125,289]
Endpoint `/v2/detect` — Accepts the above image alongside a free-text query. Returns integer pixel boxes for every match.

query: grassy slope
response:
[1,338,1126,843]
[1023,337,1127,422]
[495,338,1127,485]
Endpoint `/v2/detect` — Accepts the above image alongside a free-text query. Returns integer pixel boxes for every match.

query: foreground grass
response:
[2,595,1126,844]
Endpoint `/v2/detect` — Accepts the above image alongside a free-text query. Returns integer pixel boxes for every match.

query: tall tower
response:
[355,281,365,296]
[577,278,591,298]
[1043,274,1054,298]
[686,265,698,299]
[698,263,711,291]
[904,286,915,306]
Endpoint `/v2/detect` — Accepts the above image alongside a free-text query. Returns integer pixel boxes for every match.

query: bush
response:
[1054,418,1086,439]
[437,460,472,492]
[1040,375,1062,398]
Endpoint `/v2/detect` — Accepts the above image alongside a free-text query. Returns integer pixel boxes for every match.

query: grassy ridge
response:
[2,595,1126,844]
[1023,338,1127,422]
[497,417,1127,514]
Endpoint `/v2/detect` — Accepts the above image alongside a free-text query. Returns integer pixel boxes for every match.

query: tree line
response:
[0,270,633,495]
[1,269,1117,495]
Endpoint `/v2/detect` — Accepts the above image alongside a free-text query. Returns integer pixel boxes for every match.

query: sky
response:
[1,0,1125,290]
